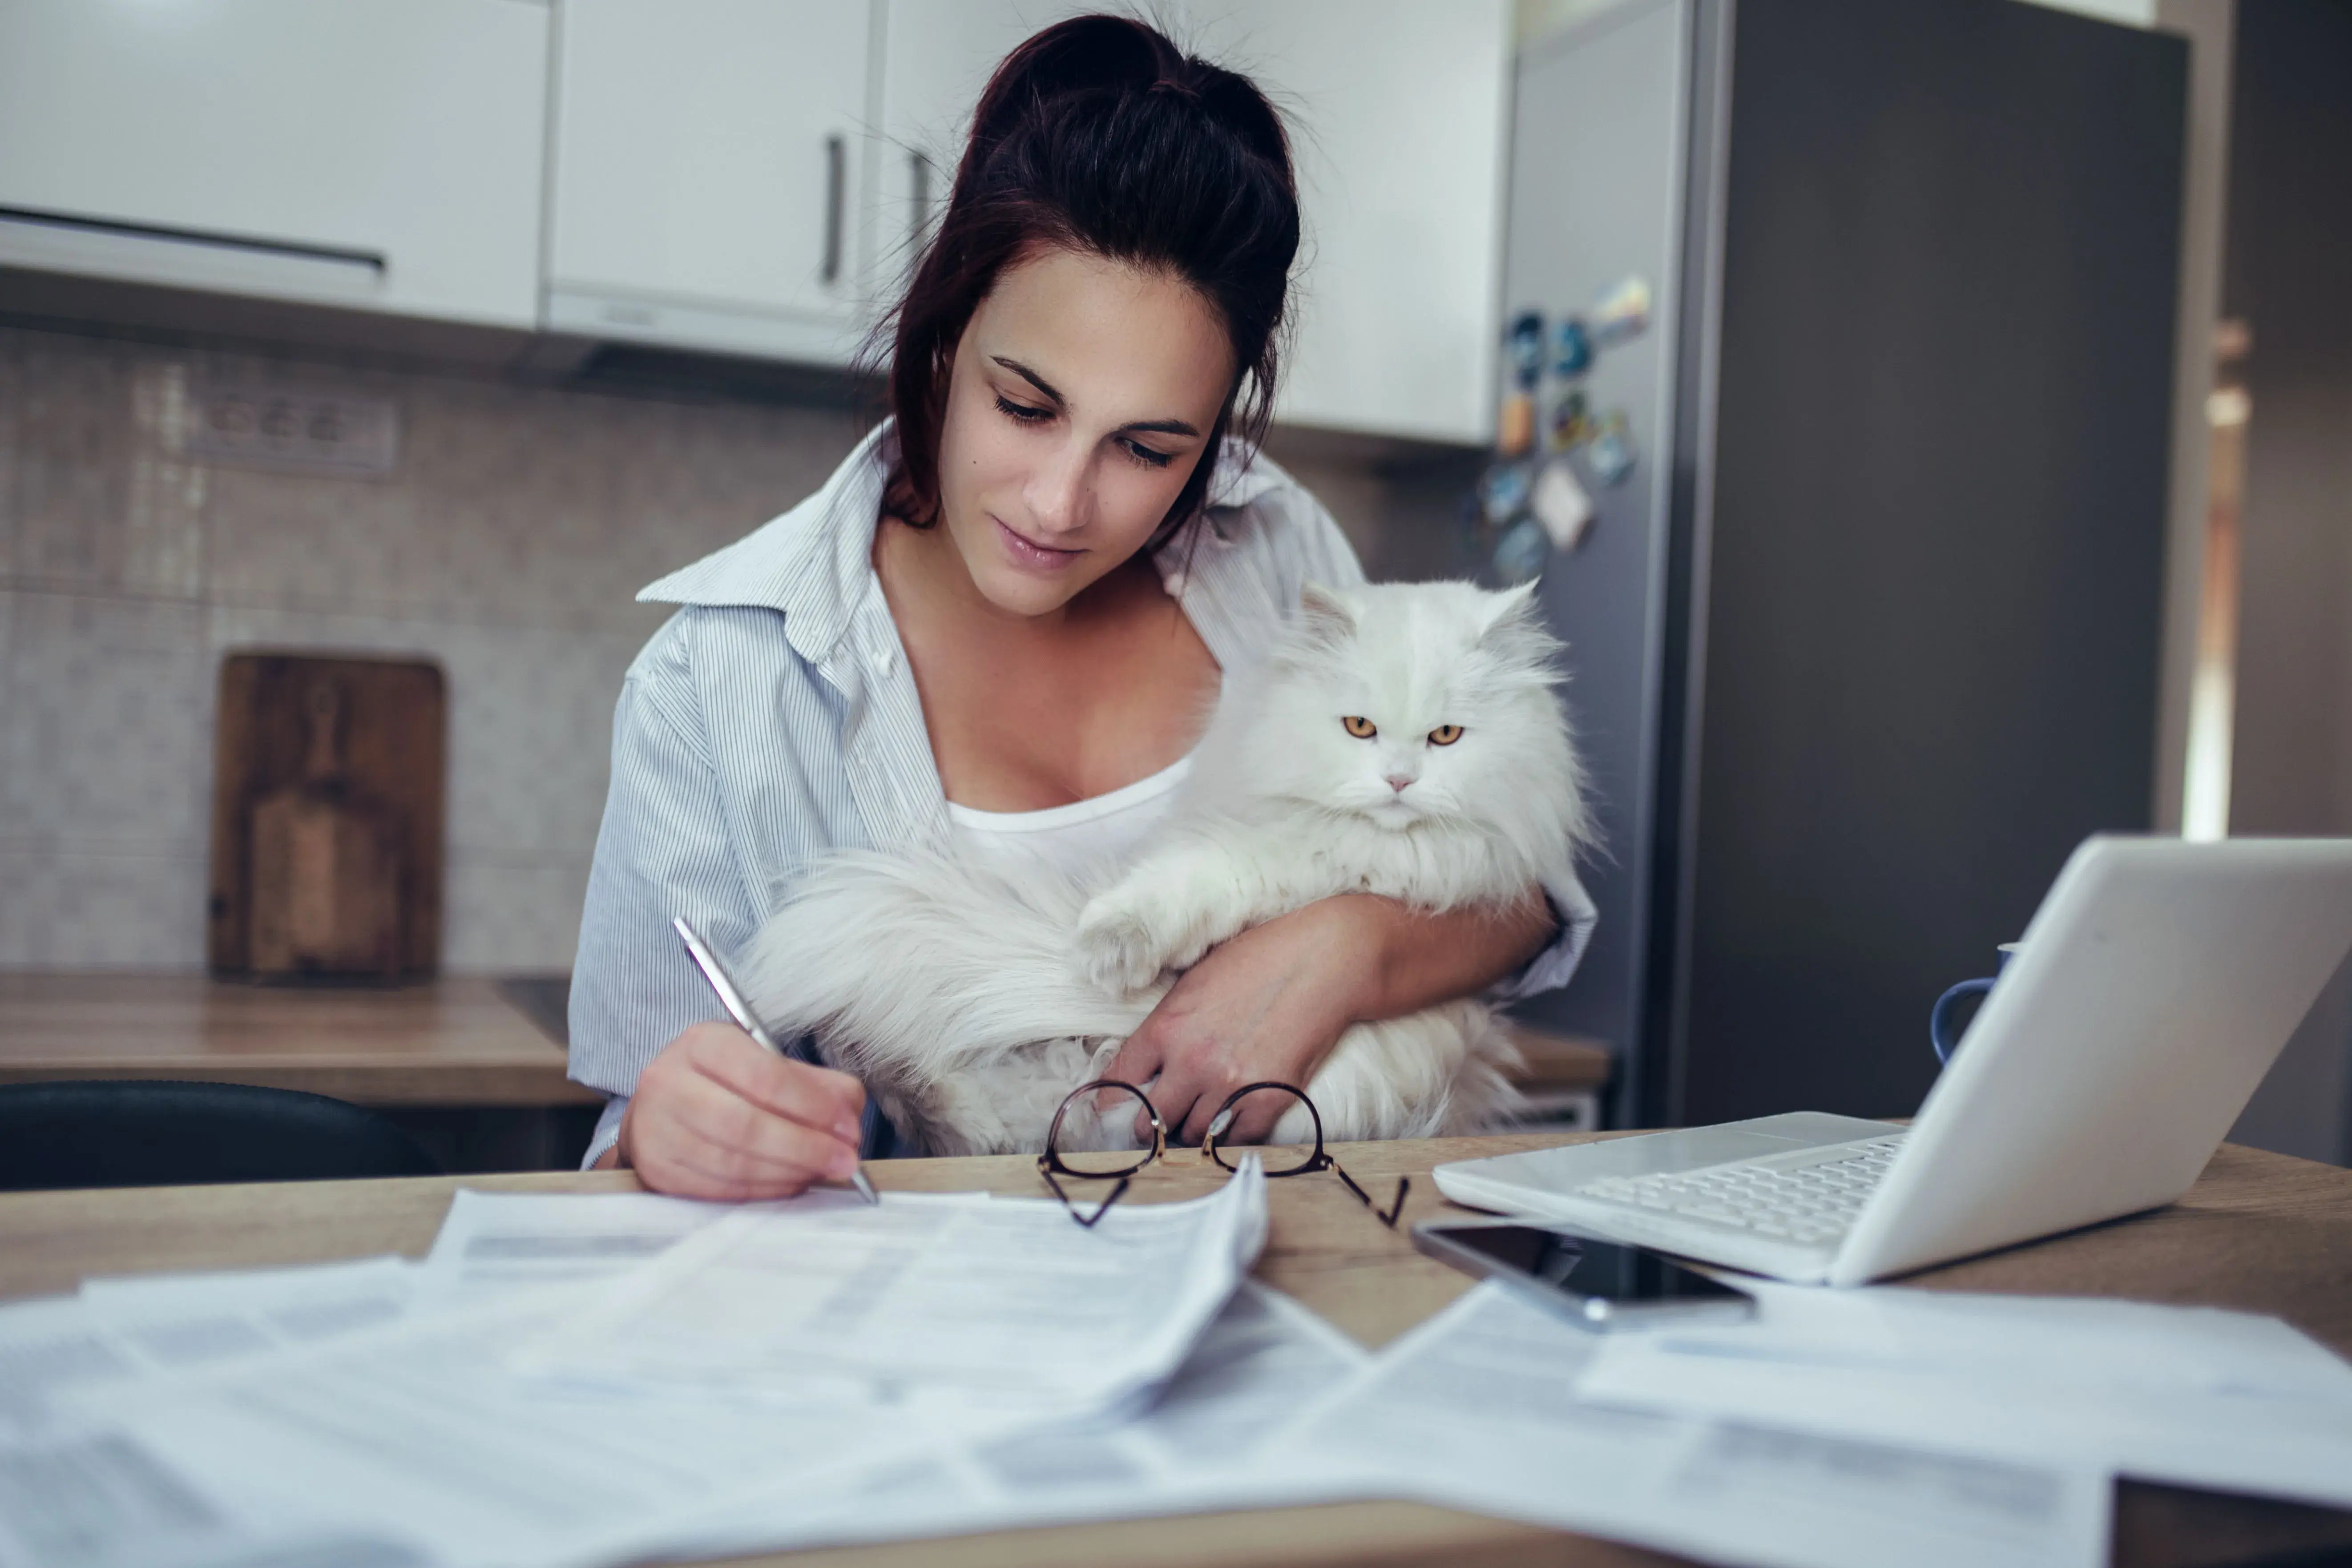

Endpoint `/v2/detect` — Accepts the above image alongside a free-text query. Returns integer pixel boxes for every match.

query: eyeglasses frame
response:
[1201,1080,1411,1227]
[1036,1077,1167,1228]
[1036,1076,1410,1229]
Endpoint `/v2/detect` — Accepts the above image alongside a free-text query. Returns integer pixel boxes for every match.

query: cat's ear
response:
[1477,580,1542,640]
[1299,582,1360,639]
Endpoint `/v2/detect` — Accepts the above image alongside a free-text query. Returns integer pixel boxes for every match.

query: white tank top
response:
[945,754,1192,880]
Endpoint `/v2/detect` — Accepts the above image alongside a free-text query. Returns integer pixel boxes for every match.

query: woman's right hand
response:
[601,1023,868,1201]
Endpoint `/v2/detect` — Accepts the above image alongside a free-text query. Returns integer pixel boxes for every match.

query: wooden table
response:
[4,1132,2349,1568]
[0,973,595,1108]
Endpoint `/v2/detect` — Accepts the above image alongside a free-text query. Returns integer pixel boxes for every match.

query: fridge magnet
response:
[1588,412,1636,487]
[1549,388,1591,451]
[1478,460,1532,528]
[1497,391,1537,458]
[1553,317,1594,379]
[1532,458,1596,553]
[1506,310,1546,390]
[1490,516,1550,586]
[1588,275,1652,349]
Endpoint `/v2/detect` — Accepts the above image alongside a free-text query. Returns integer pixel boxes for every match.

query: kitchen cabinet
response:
[0,0,545,328]
[1183,1,1512,444]
[877,0,1511,444]
[872,3,1049,295]
[2,0,1508,441]
[544,0,878,367]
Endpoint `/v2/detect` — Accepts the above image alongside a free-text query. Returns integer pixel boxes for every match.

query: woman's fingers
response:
[1101,1031,1169,1137]
[633,1071,855,1197]
[621,1023,866,1200]
[1218,1086,1294,1149]
[671,1068,860,1181]
[683,1024,866,1142]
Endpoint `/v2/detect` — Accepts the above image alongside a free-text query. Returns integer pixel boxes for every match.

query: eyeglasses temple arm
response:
[1041,1166,1133,1229]
[1329,1161,1412,1228]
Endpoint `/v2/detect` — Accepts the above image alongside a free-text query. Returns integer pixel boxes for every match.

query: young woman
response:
[568,14,1594,1200]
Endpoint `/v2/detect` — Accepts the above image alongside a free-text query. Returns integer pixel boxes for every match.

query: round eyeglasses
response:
[1037,1078,1409,1229]
[1036,1079,1166,1228]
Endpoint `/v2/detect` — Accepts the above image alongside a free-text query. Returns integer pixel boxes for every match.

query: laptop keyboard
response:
[1570,1135,1906,1248]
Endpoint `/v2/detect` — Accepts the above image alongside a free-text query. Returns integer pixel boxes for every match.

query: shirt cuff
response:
[1489,869,1600,1004]
[581,1093,629,1170]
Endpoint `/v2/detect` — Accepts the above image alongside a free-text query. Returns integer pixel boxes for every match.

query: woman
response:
[569,14,1594,1199]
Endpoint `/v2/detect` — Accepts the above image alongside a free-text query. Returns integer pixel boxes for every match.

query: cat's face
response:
[1251,581,1570,833]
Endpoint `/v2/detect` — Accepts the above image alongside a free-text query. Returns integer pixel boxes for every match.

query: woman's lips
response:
[993,515,1083,572]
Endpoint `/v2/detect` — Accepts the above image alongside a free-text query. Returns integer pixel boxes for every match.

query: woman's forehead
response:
[968,247,1234,427]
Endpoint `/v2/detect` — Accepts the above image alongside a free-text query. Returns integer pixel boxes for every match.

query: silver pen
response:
[671,915,879,1205]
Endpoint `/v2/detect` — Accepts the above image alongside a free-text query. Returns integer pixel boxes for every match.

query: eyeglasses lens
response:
[1208,1085,1322,1175]
[1044,1080,1160,1178]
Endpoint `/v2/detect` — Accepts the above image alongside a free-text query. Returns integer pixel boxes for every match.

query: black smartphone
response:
[1412,1218,1757,1331]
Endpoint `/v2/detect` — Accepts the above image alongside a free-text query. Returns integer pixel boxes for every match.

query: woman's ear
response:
[1299,582,1360,639]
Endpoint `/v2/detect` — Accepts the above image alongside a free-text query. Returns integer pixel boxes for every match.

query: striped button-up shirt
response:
[567,423,1597,1164]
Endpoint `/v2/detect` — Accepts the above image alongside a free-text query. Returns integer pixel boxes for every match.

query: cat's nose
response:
[1385,774,1415,794]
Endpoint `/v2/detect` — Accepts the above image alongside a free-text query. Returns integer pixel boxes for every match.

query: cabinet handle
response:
[822,134,846,285]
[910,150,933,251]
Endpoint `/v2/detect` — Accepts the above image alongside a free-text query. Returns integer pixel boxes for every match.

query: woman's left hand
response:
[1101,895,1373,1146]
[1100,889,1559,1147]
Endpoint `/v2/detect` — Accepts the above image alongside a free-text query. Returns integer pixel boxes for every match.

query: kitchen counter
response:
[0,974,596,1109]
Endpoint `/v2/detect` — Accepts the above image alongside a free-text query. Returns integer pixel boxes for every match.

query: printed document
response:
[616,1282,1379,1564]
[527,1159,1267,1414]
[1577,1281,2352,1512]
[1290,1282,2112,1568]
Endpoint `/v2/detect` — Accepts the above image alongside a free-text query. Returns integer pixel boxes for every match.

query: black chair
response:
[0,1080,442,1191]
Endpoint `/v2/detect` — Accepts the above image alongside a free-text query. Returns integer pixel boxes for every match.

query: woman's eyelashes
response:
[992,394,1175,471]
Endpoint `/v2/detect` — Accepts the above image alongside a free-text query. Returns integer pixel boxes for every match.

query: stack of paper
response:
[0,1169,1283,1568]
[4,1173,2348,1568]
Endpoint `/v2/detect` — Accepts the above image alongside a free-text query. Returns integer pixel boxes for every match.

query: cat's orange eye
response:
[1428,724,1464,746]
[1342,716,1377,739]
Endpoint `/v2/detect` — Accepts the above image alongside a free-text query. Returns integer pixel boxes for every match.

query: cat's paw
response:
[1075,893,1168,995]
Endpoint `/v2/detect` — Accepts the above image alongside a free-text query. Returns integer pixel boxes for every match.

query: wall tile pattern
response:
[0,324,864,971]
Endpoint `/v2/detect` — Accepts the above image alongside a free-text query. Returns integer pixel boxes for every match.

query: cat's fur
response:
[737,579,1592,1157]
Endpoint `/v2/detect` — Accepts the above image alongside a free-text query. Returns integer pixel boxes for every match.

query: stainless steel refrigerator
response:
[1500,0,2187,1129]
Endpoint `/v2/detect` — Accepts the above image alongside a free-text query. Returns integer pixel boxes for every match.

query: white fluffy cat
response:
[736,578,1591,1157]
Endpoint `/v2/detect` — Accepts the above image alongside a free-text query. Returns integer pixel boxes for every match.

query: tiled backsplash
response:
[0,323,865,971]
[0,321,1412,972]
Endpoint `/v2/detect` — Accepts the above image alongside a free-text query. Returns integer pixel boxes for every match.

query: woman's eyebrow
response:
[989,356,1200,440]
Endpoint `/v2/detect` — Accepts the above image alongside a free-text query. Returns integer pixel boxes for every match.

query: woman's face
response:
[931,246,1236,618]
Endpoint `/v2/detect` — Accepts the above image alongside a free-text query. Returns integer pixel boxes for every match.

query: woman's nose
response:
[1026,440,1089,536]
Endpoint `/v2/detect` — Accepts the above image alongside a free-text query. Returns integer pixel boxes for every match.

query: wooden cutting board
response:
[208,653,444,980]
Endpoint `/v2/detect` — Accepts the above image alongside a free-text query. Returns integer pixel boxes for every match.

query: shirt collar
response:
[636,422,892,669]
[636,419,1286,665]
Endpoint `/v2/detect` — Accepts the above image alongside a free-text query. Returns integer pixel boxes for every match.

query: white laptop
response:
[1436,836,2352,1286]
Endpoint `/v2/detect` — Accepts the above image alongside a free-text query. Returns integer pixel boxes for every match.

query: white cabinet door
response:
[873,1,1062,294]
[875,1,1509,445]
[1185,1,1511,445]
[0,0,546,329]
[547,0,875,366]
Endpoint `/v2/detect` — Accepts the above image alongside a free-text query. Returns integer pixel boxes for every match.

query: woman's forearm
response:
[1338,890,1557,1024]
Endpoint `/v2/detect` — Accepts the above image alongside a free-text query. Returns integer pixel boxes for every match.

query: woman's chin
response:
[969,560,1092,618]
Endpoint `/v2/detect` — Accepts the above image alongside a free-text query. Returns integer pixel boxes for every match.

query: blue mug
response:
[1930,943,2020,1064]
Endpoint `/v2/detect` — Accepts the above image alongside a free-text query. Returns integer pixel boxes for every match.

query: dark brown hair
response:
[879,13,1300,542]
